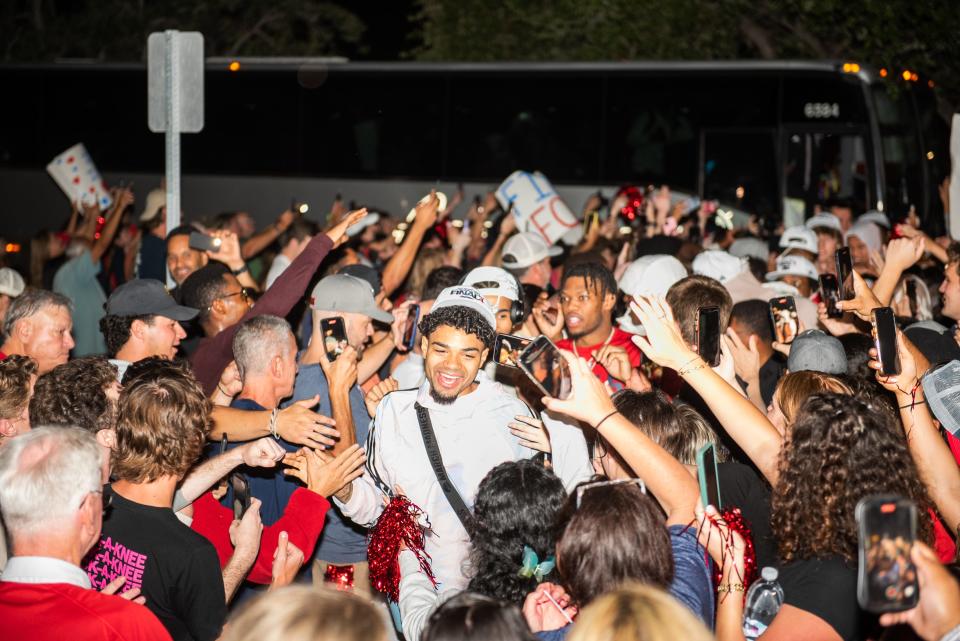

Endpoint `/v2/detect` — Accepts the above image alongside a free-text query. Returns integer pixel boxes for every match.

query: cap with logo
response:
[105,279,198,321]
[461,266,520,302]
[309,274,394,324]
[501,232,563,270]
[779,226,818,254]
[429,286,497,329]
[766,255,819,283]
[805,213,842,233]
[787,329,846,375]
[691,250,746,284]
[0,268,25,298]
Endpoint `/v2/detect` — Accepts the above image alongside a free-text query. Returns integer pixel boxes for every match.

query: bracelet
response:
[593,410,618,431]
[231,264,250,276]
[268,407,280,440]
[900,398,927,409]
[716,583,745,593]
[678,356,707,376]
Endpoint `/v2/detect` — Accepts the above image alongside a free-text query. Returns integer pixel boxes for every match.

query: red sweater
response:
[190,233,334,395]
[190,488,329,584]
[0,581,172,641]
[557,327,642,387]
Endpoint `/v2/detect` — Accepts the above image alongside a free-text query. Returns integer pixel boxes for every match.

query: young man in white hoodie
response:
[334,285,588,640]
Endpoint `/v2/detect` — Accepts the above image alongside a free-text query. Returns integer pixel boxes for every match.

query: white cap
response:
[805,213,842,233]
[0,268,25,298]
[766,255,819,282]
[729,237,769,262]
[501,232,562,269]
[761,567,778,582]
[140,188,166,222]
[779,226,818,254]
[618,255,688,298]
[345,212,380,237]
[462,266,520,302]
[430,286,497,329]
[692,250,746,283]
[858,210,890,229]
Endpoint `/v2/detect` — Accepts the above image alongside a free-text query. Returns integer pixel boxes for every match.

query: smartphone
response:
[769,296,800,344]
[836,247,854,301]
[230,474,251,520]
[696,443,722,510]
[583,210,599,234]
[695,306,721,367]
[493,333,532,368]
[320,317,348,362]
[403,304,421,351]
[872,307,901,376]
[291,199,308,215]
[819,274,843,318]
[189,231,221,253]
[219,434,228,456]
[518,336,572,399]
[856,495,918,613]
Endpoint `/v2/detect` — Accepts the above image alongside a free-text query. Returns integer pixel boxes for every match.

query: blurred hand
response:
[817,302,860,337]
[275,209,295,233]
[318,343,359,394]
[100,576,145,605]
[532,293,564,341]
[217,360,242,398]
[283,443,366,498]
[628,296,697,372]
[499,211,517,238]
[325,209,368,248]
[111,187,135,214]
[391,301,415,352]
[229,497,263,559]
[239,437,286,468]
[412,191,440,230]
[208,230,244,271]
[593,344,633,384]
[695,502,746,583]
[879,542,960,641]
[509,415,551,454]
[725,328,760,383]
[541,350,616,427]
[275,396,339,448]
[365,377,399,418]
[836,269,883,321]
[523,582,577,632]
[885,236,925,273]
[869,329,922,396]
[269,531,304,591]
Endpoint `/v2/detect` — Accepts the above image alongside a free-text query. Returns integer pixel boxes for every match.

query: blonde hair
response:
[774,370,853,425]
[221,585,386,641]
[567,583,713,641]
[406,247,447,298]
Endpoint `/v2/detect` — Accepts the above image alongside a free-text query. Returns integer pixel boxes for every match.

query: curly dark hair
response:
[99,314,155,357]
[561,262,617,298]
[465,460,567,606]
[0,355,37,420]
[30,356,119,434]
[772,392,933,564]
[419,305,495,350]
[422,592,537,641]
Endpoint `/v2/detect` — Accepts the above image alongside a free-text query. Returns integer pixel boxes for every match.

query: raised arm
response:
[209,402,338,449]
[630,296,783,485]
[543,350,700,526]
[381,193,440,296]
[873,237,925,306]
[90,187,133,264]
[240,209,295,260]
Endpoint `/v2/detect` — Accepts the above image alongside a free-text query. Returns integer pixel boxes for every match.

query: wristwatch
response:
[231,264,249,276]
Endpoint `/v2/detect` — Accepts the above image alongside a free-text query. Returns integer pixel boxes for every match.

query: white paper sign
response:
[46,143,112,211]
[495,170,578,245]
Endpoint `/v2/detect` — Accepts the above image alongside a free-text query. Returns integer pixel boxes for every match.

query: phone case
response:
[695,307,721,367]
[871,308,901,376]
[696,443,722,510]
[856,495,918,613]
[517,336,571,399]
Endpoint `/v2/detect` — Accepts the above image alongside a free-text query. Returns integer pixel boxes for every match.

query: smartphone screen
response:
[872,307,901,376]
[696,306,721,367]
[696,443,722,510]
[819,274,843,318]
[769,296,800,344]
[188,231,221,253]
[836,247,854,301]
[403,304,421,350]
[518,336,572,399]
[321,317,348,362]
[230,474,251,520]
[856,496,918,613]
[493,333,532,368]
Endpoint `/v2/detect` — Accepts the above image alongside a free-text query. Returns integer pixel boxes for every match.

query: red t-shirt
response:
[557,328,642,390]
[0,581,172,641]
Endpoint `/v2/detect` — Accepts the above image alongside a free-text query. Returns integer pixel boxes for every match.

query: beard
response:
[428,387,458,405]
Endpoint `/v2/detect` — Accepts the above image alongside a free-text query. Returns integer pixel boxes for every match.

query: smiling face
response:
[421,324,489,404]
[137,315,187,360]
[166,234,208,285]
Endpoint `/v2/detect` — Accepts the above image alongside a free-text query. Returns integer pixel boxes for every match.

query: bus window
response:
[783,131,868,219]
[701,129,777,221]
[872,84,923,221]
[446,75,603,182]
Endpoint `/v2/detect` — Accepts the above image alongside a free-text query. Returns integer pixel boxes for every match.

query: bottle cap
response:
[761,566,778,582]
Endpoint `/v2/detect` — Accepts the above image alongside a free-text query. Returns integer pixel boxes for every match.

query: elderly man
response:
[0,289,74,374]
[0,427,171,640]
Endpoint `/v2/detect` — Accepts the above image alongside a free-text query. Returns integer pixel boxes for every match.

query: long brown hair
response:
[773,370,852,426]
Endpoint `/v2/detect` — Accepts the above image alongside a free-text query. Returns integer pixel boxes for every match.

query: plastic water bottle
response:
[742,566,784,639]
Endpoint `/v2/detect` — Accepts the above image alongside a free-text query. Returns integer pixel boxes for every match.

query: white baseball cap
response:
[430,286,497,329]
[462,266,520,302]
[0,268,25,298]
[805,213,842,233]
[501,232,562,269]
[858,210,890,229]
[618,255,687,298]
[692,250,746,283]
[766,255,819,282]
[729,237,769,262]
[779,226,818,254]
[140,188,166,222]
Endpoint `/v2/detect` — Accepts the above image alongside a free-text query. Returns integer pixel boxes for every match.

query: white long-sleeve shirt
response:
[336,371,589,596]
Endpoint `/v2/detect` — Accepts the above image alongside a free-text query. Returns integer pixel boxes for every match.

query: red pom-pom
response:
[712,507,758,601]
[367,495,437,601]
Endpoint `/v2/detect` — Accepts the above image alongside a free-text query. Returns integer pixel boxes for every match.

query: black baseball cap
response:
[105,279,199,321]
[339,263,382,294]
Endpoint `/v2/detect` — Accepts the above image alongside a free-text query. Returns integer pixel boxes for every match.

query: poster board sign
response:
[495,171,578,245]
[46,143,112,210]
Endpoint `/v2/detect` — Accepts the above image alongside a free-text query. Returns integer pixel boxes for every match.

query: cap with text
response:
[429,286,497,329]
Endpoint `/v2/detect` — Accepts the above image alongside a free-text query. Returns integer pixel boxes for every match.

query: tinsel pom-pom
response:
[367,495,437,601]
[712,507,758,599]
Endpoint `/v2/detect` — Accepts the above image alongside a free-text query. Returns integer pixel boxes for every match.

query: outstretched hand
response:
[541,350,615,427]
[628,296,697,371]
[325,209,368,248]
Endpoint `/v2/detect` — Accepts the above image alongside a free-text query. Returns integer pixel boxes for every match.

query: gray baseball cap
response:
[105,279,198,321]
[309,274,394,323]
[787,329,847,375]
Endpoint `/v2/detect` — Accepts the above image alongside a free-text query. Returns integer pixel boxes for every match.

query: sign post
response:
[147,30,204,285]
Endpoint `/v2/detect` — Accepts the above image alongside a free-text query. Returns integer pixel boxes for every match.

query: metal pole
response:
[164,30,181,287]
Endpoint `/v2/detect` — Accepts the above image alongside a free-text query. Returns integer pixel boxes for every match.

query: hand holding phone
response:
[872,307,901,376]
[696,443,721,510]
[836,247,854,301]
[518,336,572,399]
[696,306,721,367]
[819,274,843,318]
[769,297,800,344]
[321,317,348,362]
[189,231,222,253]
[402,304,421,351]
[857,495,918,613]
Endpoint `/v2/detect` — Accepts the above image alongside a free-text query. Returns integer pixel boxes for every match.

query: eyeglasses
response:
[210,288,253,310]
[575,477,646,509]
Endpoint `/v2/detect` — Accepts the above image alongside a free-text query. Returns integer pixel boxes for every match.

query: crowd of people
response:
[1,177,960,641]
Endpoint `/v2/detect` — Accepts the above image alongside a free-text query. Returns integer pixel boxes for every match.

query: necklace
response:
[575,328,615,370]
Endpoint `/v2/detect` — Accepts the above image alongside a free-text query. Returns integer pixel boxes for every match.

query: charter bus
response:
[0,59,949,242]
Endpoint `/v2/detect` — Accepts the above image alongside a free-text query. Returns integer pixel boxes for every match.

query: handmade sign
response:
[46,143,112,211]
[496,171,578,245]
